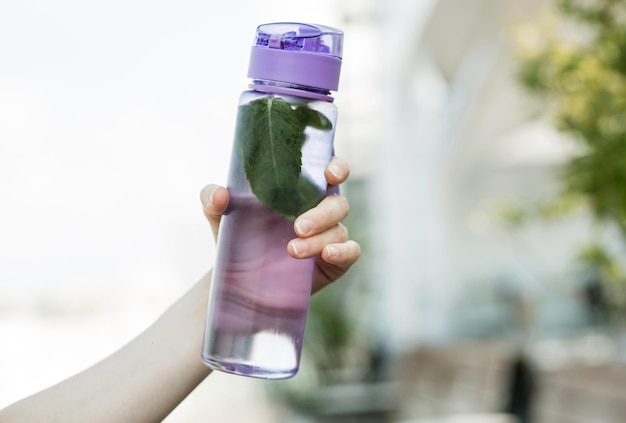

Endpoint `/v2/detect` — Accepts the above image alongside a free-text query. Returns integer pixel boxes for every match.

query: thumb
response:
[200,184,229,241]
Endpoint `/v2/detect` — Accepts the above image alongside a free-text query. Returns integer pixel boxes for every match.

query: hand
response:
[200,157,361,293]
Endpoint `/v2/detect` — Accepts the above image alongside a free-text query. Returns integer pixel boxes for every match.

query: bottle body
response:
[201,90,337,379]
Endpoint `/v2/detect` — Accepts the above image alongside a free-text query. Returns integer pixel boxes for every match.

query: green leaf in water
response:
[295,105,333,131]
[297,176,325,216]
[234,96,333,220]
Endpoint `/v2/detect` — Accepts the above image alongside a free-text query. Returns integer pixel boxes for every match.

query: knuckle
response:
[334,194,350,217]
[336,223,349,242]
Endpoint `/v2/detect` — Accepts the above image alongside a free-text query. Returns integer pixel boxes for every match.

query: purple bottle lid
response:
[247,23,343,100]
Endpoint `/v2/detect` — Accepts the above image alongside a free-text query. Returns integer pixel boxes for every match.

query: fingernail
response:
[329,163,342,179]
[201,186,216,209]
[295,218,313,236]
[326,246,338,258]
[291,240,306,256]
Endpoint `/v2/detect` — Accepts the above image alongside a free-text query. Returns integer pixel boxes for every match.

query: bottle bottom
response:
[201,328,299,379]
[201,355,297,380]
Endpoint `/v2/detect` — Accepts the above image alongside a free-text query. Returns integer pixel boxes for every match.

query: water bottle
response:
[201,22,344,379]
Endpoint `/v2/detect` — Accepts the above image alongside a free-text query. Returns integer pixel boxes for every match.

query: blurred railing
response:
[392,340,626,423]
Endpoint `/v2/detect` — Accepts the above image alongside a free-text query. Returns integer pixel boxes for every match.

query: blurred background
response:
[1,0,626,422]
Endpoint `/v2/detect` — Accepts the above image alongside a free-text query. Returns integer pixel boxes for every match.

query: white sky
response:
[0,1,343,303]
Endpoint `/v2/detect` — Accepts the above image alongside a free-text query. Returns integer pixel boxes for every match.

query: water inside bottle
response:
[201,195,315,379]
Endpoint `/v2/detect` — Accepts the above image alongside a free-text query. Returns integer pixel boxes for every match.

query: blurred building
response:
[333,0,626,421]
[336,0,599,351]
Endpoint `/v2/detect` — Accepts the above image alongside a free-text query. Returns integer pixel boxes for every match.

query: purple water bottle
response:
[201,22,344,379]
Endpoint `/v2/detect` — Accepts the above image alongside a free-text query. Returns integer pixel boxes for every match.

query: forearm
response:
[0,272,213,423]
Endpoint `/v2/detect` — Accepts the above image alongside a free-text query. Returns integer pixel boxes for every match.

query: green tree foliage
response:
[512,0,626,319]
[516,0,626,236]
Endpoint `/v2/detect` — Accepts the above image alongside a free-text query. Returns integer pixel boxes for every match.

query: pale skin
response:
[0,157,360,423]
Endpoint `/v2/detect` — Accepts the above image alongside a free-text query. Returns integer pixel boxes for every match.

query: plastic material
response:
[247,22,343,96]
[200,22,343,379]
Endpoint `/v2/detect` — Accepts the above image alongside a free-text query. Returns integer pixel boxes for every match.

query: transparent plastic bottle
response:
[201,22,344,379]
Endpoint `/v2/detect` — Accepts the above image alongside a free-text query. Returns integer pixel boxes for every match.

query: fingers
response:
[321,240,361,268]
[288,157,353,261]
[289,223,348,258]
[293,194,350,238]
[310,239,362,293]
[325,156,350,188]
[199,184,229,240]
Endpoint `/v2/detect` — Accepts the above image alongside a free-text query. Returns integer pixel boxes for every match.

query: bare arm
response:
[0,271,213,423]
[0,158,360,423]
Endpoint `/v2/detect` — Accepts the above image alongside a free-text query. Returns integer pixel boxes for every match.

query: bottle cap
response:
[247,22,343,93]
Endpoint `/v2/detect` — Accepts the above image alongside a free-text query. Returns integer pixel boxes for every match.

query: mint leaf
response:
[297,176,325,216]
[234,96,332,220]
[295,105,333,131]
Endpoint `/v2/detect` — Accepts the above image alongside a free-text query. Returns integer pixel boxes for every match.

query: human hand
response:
[200,157,361,293]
